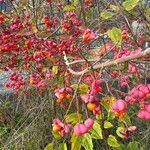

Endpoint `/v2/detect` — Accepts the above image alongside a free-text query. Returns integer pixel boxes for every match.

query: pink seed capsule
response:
[74,123,82,136]
[138,91,146,99]
[79,124,88,134]
[84,118,94,129]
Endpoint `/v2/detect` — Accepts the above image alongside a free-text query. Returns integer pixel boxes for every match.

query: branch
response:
[64,48,150,76]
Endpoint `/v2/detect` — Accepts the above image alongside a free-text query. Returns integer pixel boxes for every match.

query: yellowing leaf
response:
[44,143,53,150]
[79,84,89,94]
[110,5,119,11]
[71,134,82,150]
[107,135,120,147]
[107,27,122,47]
[71,84,89,94]
[52,131,62,140]
[82,133,93,150]
[145,8,150,17]
[32,25,38,33]
[104,121,113,129]
[65,113,82,124]
[101,10,114,19]
[122,0,139,11]
[63,5,76,11]
[90,121,103,139]
[58,143,67,150]
[52,66,58,75]
[116,127,125,138]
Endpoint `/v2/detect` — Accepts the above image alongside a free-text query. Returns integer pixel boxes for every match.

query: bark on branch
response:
[64,48,150,76]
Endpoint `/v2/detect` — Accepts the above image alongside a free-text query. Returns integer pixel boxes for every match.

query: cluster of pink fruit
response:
[128,64,138,74]
[29,74,47,89]
[125,84,150,104]
[52,118,94,137]
[52,118,71,136]
[54,87,73,104]
[137,102,150,119]
[111,99,127,117]
[74,118,94,136]
[119,74,130,87]
[125,84,150,119]
[81,80,102,115]
[114,47,142,59]
[4,72,25,91]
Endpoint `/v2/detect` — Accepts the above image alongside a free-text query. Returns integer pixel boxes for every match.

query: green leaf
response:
[65,113,82,124]
[101,96,115,112]
[85,9,92,19]
[90,121,103,139]
[122,0,139,11]
[64,5,76,11]
[44,143,53,150]
[101,10,114,19]
[52,131,62,140]
[71,84,78,90]
[145,8,150,17]
[52,66,58,75]
[114,144,126,150]
[71,134,82,150]
[110,5,119,11]
[104,121,113,129]
[116,127,125,138]
[79,84,89,94]
[71,0,79,6]
[82,133,93,150]
[71,84,89,94]
[107,135,120,147]
[107,112,116,120]
[119,113,131,126]
[58,143,67,150]
[107,27,122,47]
[127,141,139,150]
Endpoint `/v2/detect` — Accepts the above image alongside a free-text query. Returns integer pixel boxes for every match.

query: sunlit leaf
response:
[90,121,103,139]
[82,133,93,150]
[58,143,67,150]
[32,25,38,33]
[64,5,76,11]
[71,134,82,150]
[107,27,122,47]
[122,0,139,11]
[79,84,89,94]
[52,66,58,75]
[104,121,113,129]
[145,8,150,17]
[52,131,62,140]
[65,113,82,124]
[110,5,119,11]
[101,96,115,111]
[44,143,53,150]
[119,113,131,126]
[107,135,120,147]
[127,141,139,150]
[101,10,114,19]
[116,127,125,138]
